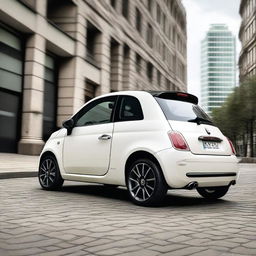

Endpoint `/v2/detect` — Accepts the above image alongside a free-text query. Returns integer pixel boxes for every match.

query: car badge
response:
[205,128,211,135]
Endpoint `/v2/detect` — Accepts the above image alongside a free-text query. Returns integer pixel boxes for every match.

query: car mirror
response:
[108,103,114,109]
[62,118,74,135]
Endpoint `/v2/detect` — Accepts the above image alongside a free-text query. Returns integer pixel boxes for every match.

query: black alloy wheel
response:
[127,158,167,206]
[38,155,64,190]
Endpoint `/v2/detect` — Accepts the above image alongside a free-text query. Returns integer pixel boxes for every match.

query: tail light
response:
[168,131,190,151]
[227,137,236,155]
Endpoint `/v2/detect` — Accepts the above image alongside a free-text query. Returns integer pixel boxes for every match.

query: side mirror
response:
[108,103,114,109]
[62,118,74,135]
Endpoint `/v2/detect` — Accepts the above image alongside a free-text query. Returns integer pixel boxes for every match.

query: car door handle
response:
[98,134,112,140]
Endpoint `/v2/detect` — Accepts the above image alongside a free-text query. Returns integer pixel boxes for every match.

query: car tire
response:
[38,155,64,190]
[126,158,168,206]
[196,186,229,199]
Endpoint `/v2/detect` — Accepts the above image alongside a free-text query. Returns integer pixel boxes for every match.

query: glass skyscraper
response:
[201,24,236,115]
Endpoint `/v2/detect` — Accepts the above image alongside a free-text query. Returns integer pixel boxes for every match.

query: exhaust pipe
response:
[185,181,198,190]
[229,180,236,186]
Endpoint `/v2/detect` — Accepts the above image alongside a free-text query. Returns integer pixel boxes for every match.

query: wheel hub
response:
[140,178,146,187]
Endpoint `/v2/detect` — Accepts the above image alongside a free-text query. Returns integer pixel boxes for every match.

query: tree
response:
[211,76,256,157]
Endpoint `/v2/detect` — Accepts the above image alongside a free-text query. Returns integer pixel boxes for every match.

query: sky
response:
[182,0,241,102]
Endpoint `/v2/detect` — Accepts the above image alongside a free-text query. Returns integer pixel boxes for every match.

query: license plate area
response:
[203,141,219,150]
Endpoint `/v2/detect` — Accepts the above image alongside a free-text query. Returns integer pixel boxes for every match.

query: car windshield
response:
[155,97,214,125]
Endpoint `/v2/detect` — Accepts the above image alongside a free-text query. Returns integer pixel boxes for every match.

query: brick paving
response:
[0,164,255,256]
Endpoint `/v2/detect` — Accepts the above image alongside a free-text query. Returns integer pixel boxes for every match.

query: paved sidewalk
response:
[0,164,256,256]
[0,153,38,179]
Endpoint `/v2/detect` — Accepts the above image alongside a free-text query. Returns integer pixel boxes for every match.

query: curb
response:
[0,172,37,179]
[239,157,256,163]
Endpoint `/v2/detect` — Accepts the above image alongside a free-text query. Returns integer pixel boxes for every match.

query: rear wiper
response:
[188,117,212,125]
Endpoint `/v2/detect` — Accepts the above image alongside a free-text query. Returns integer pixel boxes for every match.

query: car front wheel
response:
[196,186,229,199]
[127,159,167,206]
[38,155,64,190]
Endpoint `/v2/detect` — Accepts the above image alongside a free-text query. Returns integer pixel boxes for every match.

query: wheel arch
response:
[124,150,167,184]
[39,150,63,175]
[40,150,57,163]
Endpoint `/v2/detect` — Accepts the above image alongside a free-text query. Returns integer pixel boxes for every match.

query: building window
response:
[148,0,152,13]
[177,60,185,82]
[110,39,120,92]
[47,0,77,38]
[0,26,23,153]
[122,44,130,90]
[163,13,166,33]
[172,54,176,72]
[162,44,166,61]
[157,70,161,85]
[85,80,96,103]
[136,53,142,73]
[110,0,116,9]
[147,24,153,48]
[172,27,176,44]
[169,26,173,41]
[43,54,57,141]
[86,21,101,67]
[136,8,142,34]
[166,78,170,91]
[122,0,129,19]
[147,62,153,81]
[157,4,161,24]
[158,41,162,56]
[180,18,185,31]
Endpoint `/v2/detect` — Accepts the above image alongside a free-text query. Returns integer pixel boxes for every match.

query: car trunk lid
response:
[168,121,231,156]
[153,92,232,156]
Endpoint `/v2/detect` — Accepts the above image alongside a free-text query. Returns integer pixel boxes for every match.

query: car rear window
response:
[155,97,214,125]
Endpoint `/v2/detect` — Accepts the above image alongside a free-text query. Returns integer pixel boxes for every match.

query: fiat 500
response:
[38,91,238,206]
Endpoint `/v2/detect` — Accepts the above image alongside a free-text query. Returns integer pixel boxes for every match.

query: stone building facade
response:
[0,0,187,155]
[238,0,256,157]
[239,0,256,81]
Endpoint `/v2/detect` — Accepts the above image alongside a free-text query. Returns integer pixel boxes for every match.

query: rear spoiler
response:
[148,91,198,105]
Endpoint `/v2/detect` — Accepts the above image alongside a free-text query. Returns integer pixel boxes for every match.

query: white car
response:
[38,91,238,206]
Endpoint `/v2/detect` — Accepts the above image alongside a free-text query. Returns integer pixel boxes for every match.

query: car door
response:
[110,95,145,165]
[63,96,117,175]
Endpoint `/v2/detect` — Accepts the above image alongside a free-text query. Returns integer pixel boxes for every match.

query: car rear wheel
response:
[127,159,167,206]
[38,155,64,190]
[196,186,229,199]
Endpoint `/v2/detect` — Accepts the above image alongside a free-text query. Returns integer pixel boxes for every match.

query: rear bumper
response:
[156,148,239,188]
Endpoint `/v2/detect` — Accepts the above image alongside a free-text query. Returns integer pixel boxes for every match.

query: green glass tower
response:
[201,24,236,115]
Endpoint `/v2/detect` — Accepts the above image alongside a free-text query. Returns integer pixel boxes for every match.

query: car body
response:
[38,91,239,206]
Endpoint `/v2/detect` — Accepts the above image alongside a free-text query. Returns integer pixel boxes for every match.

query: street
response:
[0,164,256,256]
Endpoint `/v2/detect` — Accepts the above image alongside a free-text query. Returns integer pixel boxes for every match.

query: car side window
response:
[75,97,116,127]
[118,96,144,121]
